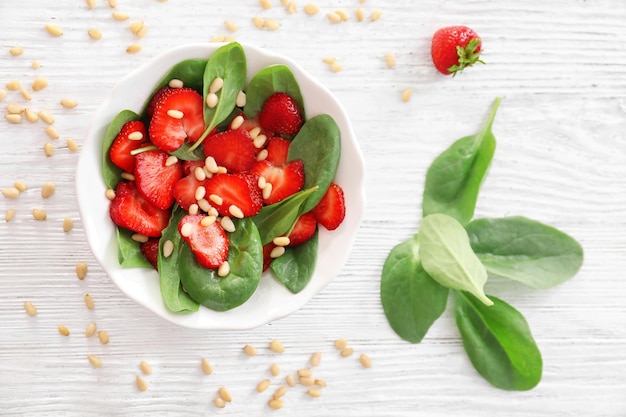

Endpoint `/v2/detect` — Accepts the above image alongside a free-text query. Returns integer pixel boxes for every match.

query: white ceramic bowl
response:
[76,43,365,330]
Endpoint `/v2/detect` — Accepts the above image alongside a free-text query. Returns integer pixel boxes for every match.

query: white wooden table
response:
[1,1,625,415]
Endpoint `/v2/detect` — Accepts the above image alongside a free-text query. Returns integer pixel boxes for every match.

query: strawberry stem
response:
[130,145,158,156]
[448,38,485,75]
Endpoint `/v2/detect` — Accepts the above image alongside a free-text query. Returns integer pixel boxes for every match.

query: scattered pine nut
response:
[76,262,88,280]
[270,362,280,377]
[297,368,312,378]
[285,373,296,387]
[257,379,271,393]
[5,114,22,124]
[86,322,97,337]
[213,397,225,409]
[201,358,213,375]
[334,339,348,350]
[220,216,236,233]
[299,376,314,386]
[163,240,174,258]
[0,89,6,101]
[188,203,199,215]
[371,9,383,21]
[310,352,322,367]
[236,90,246,107]
[272,236,290,247]
[385,52,397,68]
[112,11,129,21]
[252,16,265,29]
[32,209,47,221]
[355,8,365,22]
[303,2,319,14]
[108,0,117,6]
[197,198,211,213]
[224,21,238,32]
[41,182,55,198]
[9,47,24,56]
[336,9,349,21]
[256,149,268,161]
[402,87,412,103]
[2,187,20,199]
[206,93,218,108]
[168,79,184,89]
[7,103,24,114]
[45,24,63,37]
[217,261,230,277]
[136,375,148,392]
[330,62,343,72]
[24,109,39,122]
[265,18,280,31]
[32,77,48,92]
[130,20,144,34]
[5,208,16,222]
[88,354,102,368]
[139,360,152,375]
[44,142,54,157]
[45,126,59,140]
[126,44,142,54]
[136,26,149,38]
[14,181,27,192]
[20,89,32,101]
[270,246,285,259]
[260,0,272,9]
[32,61,41,69]
[24,301,37,316]
[58,324,70,336]
[165,155,179,166]
[98,330,110,345]
[314,378,327,387]
[180,222,193,237]
[84,293,95,309]
[323,56,336,65]
[61,98,77,108]
[38,110,54,124]
[6,80,21,91]
[243,344,257,357]
[341,347,354,357]
[105,188,116,200]
[273,386,288,400]
[88,28,103,40]
[209,77,224,94]
[307,388,322,398]
[360,353,372,368]
[229,204,244,219]
[326,12,342,24]
[63,217,74,232]
[218,386,232,403]
[67,139,78,152]
[86,0,96,9]
[359,0,366,3]
[268,399,284,410]
[269,340,285,353]
[121,172,135,181]
[262,182,273,200]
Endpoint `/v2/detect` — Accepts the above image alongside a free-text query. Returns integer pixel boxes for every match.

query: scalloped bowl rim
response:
[76,42,365,330]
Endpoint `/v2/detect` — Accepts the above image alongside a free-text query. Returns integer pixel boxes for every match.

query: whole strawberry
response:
[431,25,484,75]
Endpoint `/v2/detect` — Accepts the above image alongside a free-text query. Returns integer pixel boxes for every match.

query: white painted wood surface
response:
[1,0,625,415]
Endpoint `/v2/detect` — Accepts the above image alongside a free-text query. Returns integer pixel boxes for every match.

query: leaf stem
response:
[130,145,158,156]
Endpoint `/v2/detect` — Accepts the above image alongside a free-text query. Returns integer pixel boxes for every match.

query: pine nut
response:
[61,98,77,108]
[217,261,230,277]
[297,368,312,378]
[270,362,280,376]
[88,354,102,368]
[121,172,135,181]
[265,18,280,31]
[14,181,27,192]
[272,236,290,247]
[5,114,22,124]
[269,340,285,353]
[340,347,354,357]
[86,322,97,337]
[209,77,224,94]
[360,353,372,368]
[126,44,142,54]
[310,351,322,367]
[131,233,149,243]
[6,80,20,91]
[41,182,55,198]
[31,61,41,69]
[7,103,24,114]
[20,89,32,101]
[201,358,213,375]
[32,77,48,92]
[286,1,297,14]
[112,11,129,21]
[334,339,348,350]
[304,3,319,15]
[252,16,265,29]
[130,20,144,34]
[270,246,285,259]
[230,115,244,130]
[205,156,219,173]
[63,217,74,232]
[2,187,20,199]
[32,209,47,221]
[206,93,218,109]
[355,8,365,22]
[136,25,149,39]
[163,240,174,258]
[285,374,296,387]
[140,360,152,375]
[330,62,343,72]
[210,35,226,43]
[236,91,246,107]
[307,388,322,398]
[257,379,271,393]
[385,52,397,68]
[105,188,116,200]
[213,397,225,409]
[45,126,59,140]
[45,24,63,37]
[268,399,284,410]
[218,386,232,402]
[188,203,199,215]
[402,87,412,102]
[58,325,70,336]
[371,9,383,21]
[38,110,54,124]
[336,9,349,21]
[201,215,217,227]
[253,134,267,149]
[168,79,184,88]
[243,344,257,356]
[98,330,109,345]
[128,131,143,141]
[9,47,24,56]
[197,198,211,212]
[44,142,54,157]
[273,386,287,400]
[84,293,95,309]
[256,149,268,161]
[224,21,238,32]
[220,216,235,233]
[299,376,314,386]
[327,12,341,23]
[260,0,272,9]
[136,375,148,392]
[228,205,244,219]
[262,183,272,200]
[86,0,96,9]
[24,301,37,316]
[24,109,39,122]
[209,194,223,206]
[5,208,16,222]
[314,378,327,387]
[76,262,88,280]
[0,89,6,101]
[180,222,193,237]
[88,28,103,40]
[108,0,117,7]
[167,109,184,119]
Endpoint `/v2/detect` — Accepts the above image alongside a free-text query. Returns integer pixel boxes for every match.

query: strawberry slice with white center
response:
[258,92,303,136]
[203,128,257,173]
[134,150,183,210]
[109,181,171,237]
[149,87,205,152]
[250,159,305,205]
[288,212,317,246]
[109,120,148,173]
[204,173,263,218]
[172,174,206,211]
[178,214,228,269]
[312,183,346,231]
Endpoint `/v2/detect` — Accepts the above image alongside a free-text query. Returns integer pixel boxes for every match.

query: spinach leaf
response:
[168,142,206,161]
[466,216,584,289]
[178,218,263,311]
[189,42,247,152]
[422,97,500,225]
[454,291,542,391]
[380,235,449,343]
[252,186,318,245]
[158,206,199,313]
[270,229,318,293]
[243,64,305,119]
[116,227,153,268]
[102,110,140,189]
[287,114,341,213]
[419,213,492,306]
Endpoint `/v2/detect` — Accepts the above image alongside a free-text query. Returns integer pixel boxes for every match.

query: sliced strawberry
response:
[239,115,274,138]
[203,129,257,173]
[250,159,305,205]
[172,174,205,210]
[262,242,276,272]
[134,150,183,210]
[140,238,160,270]
[288,212,317,246]
[312,183,346,231]
[182,160,205,176]
[258,92,303,136]
[265,137,291,166]
[149,87,205,152]
[109,120,148,173]
[146,86,169,118]
[109,182,170,237]
[178,214,229,269]
[204,173,263,218]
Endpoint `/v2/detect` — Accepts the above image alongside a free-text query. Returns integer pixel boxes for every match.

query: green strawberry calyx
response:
[448,38,485,75]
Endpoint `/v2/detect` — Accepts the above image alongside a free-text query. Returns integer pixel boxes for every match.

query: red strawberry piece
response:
[178,214,229,269]
[172,174,206,210]
[204,173,263,218]
[203,129,257,173]
[140,238,160,270]
[265,137,291,166]
[109,181,170,237]
[288,212,317,246]
[146,86,169,118]
[431,25,484,75]
[258,92,303,136]
[250,159,305,205]
[239,115,274,138]
[262,242,276,272]
[108,120,148,173]
[311,183,346,231]
[134,150,183,210]
[182,160,205,176]
[149,87,205,152]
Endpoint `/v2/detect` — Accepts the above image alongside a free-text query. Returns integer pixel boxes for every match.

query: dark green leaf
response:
[252,186,318,245]
[419,214,492,306]
[454,291,542,391]
[102,110,140,189]
[243,64,304,120]
[270,229,318,293]
[168,142,206,161]
[466,216,584,289]
[116,227,153,268]
[178,218,263,311]
[287,114,341,213]
[158,206,199,313]
[380,235,449,343]
[422,98,501,225]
